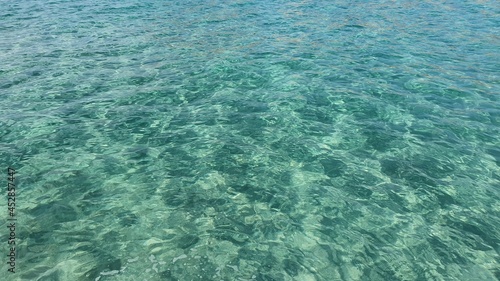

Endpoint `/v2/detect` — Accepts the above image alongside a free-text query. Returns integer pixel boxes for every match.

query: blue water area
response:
[1,0,499,280]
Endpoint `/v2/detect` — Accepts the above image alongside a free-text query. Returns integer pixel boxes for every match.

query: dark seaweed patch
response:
[283,258,300,277]
[177,234,200,249]
[320,157,347,178]
[29,202,78,224]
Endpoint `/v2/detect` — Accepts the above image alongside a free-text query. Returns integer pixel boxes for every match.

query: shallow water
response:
[1,0,499,280]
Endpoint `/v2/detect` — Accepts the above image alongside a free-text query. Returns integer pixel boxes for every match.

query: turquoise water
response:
[1,0,499,280]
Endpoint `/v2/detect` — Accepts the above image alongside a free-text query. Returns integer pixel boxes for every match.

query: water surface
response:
[1,0,499,280]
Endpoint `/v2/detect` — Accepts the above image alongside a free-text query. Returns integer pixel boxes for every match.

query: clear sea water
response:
[1,0,499,280]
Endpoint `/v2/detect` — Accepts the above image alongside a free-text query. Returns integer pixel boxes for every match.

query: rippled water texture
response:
[1,0,499,280]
